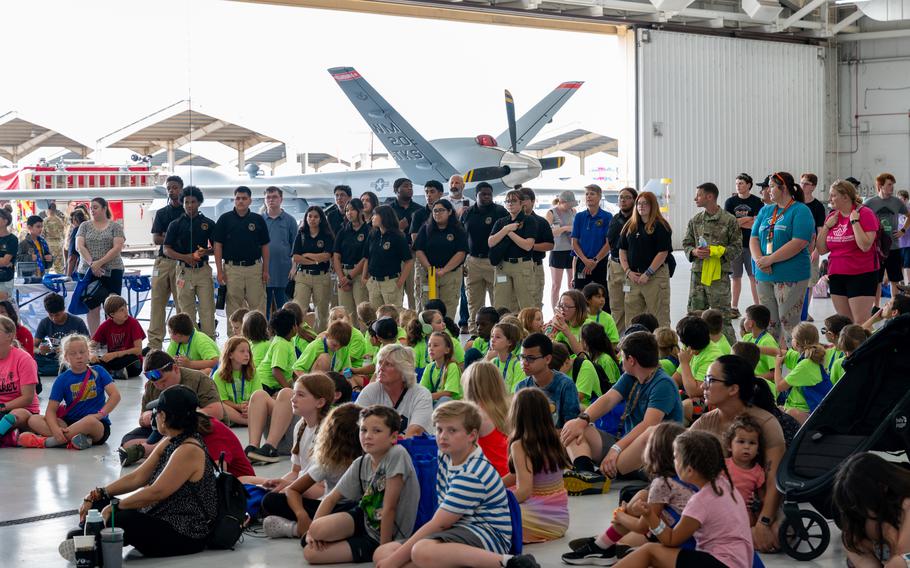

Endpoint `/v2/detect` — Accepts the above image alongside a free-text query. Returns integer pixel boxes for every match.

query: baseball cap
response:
[370,317,399,341]
[756,175,772,188]
[557,191,578,207]
[144,384,200,419]
[845,176,861,187]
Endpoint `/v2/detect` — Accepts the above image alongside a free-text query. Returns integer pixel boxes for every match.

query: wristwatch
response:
[578,412,592,424]
[759,516,772,527]
[850,219,859,225]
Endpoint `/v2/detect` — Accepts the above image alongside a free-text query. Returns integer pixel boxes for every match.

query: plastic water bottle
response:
[85,509,106,567]
[698,236,708,248]
[0,413,16,436]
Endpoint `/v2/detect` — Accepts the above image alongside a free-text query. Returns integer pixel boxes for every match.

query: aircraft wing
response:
[0,182,332,202]
[497,81,584,152]
[329,67,458,185]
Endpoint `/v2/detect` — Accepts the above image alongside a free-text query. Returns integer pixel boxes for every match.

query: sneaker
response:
[562,541,616,565]
[263,515,298,538]
[58,538,75,562]
[563,468,610,496]
[615,545,636,559]
[459,324,469,335]
[248,443,280,463]
[18,432,47,448]
[118,444,145,467]
[68,434,92,450]
[568,536,596,551]
[506,554,541,568]
[729,308,741,319]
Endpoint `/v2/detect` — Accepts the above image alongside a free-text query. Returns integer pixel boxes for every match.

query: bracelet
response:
[651,519,667,536]
[645,267,655,277]
[97,409,107,417]
[96,487,109,501]
[610,443,623,455]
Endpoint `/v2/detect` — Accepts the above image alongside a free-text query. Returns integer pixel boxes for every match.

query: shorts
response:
[96,269,125,301]
[343,507,381,563]
[119,426,153,446]
[731,247,753,279]
[879,249,904,283]
[0,279,13,298]
[828,271,879,298]
[591,428,618,463]
[67,417,111,445]
[425,526,486,549]
[549,250,574,269]
[675,548,729,568]
[903,247,910,268]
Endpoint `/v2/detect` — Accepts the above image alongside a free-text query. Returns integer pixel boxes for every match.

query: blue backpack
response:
[399,435,439,532]
[506,489,523,554]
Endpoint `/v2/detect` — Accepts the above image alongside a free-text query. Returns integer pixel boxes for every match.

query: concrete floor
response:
[1,252,848,566]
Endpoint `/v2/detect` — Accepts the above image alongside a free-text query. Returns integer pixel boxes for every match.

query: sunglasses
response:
[144,363,174,381]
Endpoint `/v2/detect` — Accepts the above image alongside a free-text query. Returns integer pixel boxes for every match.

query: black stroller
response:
[775,314,910,560]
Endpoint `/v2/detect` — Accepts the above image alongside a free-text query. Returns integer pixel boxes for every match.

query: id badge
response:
[421,284,430,292]
[176,276,186,289]
[152,268,159,278]
[623,284,631,293]
[765,240,773,255]
[496,275,508,284]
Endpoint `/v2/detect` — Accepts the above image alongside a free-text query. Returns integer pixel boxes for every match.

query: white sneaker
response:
[263,516,298,539]
[58,538,75,562]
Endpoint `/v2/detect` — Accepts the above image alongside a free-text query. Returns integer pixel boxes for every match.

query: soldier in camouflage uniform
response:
[682,182,742,343]
[40,201,66,273]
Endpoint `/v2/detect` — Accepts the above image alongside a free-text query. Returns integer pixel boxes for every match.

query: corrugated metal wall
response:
[637,30,826,247]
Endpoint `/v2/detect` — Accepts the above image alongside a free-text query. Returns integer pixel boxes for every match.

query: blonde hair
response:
[492,321,523,353]
[59,334,92,366]
[356,301,375,328]
[517,308,543,334]
[830,180,862,206]
[432,400,482,434]
[654,327,679,357]
[398,308,417,331]
[376,343,417,386]
[329,306,351,325]
[377,304,399,322]
[461,361,510,435]
[792,322,825,365]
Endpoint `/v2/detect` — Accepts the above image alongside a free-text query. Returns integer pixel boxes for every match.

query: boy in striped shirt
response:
[373,401,539,568]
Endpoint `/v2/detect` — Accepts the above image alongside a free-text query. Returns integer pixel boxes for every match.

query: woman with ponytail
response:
[749,171,815,345]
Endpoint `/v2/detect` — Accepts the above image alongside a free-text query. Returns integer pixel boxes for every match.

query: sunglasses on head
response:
[144,363,174,381]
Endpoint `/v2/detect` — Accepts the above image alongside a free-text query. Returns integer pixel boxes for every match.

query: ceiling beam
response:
[828,8,863,35]
[838,27,910,41]
[777,0,826,31]
[531,132,601,156]
[171,119,228,148]
[14,129,57,156]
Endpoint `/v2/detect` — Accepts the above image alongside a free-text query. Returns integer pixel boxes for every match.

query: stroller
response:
[775,314,910,560]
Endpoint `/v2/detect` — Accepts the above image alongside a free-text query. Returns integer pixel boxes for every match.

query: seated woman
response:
[63,385,218,559]
[354,343,433,438]
[165,313,219,372]
[0,300,34,361]
[0,315,40,443]
[91,295,145,379]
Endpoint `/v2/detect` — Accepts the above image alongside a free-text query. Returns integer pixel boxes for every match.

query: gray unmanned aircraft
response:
[0,67,582,217]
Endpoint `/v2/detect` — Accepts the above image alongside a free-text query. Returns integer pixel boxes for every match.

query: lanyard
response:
[752,330,767,344]
[230,374,246,403]
[33,237,47,272]
[828,350,844,375]
[323,338,336,370]
[178,333,194,357]
[497,353,513,379]
[766,200,794,243]
[426,362,446,392]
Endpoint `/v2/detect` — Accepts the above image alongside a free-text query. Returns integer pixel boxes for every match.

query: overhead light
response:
[834,0,872,4]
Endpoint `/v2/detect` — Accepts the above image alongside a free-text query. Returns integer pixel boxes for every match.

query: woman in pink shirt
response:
[816,180,879,324]
[0,315,40,442]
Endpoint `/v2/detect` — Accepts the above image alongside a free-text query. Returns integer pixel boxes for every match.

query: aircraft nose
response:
[500,152,541,188]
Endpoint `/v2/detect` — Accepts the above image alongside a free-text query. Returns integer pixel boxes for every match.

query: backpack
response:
[572,353,611,395]
[874,221,892,268]
[201,451,250,550]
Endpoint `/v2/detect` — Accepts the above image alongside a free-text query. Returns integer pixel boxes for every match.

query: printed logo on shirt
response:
[69,379,99,401]
[0,372,18,395]
[248,223,256,231]
[201,223,209,230]
[108,332,126,351]
[733,204,753,218]
[357,233,365,242]
[382,241,391,250]
[595,219,603,227]
[446,233,454,242]
[317,240,324,248]
[485,217,492,225]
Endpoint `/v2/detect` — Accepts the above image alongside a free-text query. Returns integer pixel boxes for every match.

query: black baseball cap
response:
[369,317,399,341]
[145,385,200,420]
[846,176,861,187]
[756,175,772,188]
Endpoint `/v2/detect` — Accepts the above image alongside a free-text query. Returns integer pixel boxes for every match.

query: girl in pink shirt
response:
[615,430,753,568]
[724,415,766,525]
[0,315,40,444]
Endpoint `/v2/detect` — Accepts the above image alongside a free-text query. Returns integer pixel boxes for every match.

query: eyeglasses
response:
[820,326,828,335]
[557,303,575,311]
[504,199,519,204]
[703,374,733,387]
[431,208,448,214]
[519,354,546,362]
[144,363,174,381]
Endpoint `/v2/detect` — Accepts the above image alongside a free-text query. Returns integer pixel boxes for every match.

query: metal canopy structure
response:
[298,152,351,172]
[149,149,218,168]
[0,112,92,165]
[245,142,288,168]
[526,129,618,174]
[97,100,280,170]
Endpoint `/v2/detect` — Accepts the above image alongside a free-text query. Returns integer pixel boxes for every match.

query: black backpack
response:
[572,353,611,395]
[200,451,249,550]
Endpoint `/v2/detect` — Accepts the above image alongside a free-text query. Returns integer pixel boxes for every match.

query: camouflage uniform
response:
[41,211,66,273]
[682,207,741,343]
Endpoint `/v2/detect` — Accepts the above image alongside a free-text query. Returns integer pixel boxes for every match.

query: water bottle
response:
[343,368,353,379]
[84,509,105,567]
[0,412,16,436]
[698,236,708,249]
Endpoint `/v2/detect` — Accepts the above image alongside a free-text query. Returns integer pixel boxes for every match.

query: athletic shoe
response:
[561,541,616,565]
[18,432,47,448]
[247,443,280,463]
[568,536,596,551]
[563,468,610,496]
[506,554,541,568]
[729,308,741,319]
[263,515,298,538]
[68,434,92,450]
[615,545,636,559]
[118,444,145,467]
[58,538,75,562]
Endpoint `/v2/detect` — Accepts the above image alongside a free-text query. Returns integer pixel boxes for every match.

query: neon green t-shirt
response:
[586,311,620,345]
[830,357,846,385]
[471,336,489,355]
[419,361,462,399]
[782,349,822,412]
[712,336,732,355]
[689,341,724,382]
[397,327,407,341]
[660,356,679,377]
[166,331,219,362]
[594,353,621,385]
[259,336,297,390]
[250,340,270,377]
[555,324,583,353]
[214,369,262,404]
[293,337,352,373]
[413,333,464,369]
[573,358,602,405]
[347,328,368,368]
[493,353,525,393]
[824,348,845,384]
[743,331,779,395]
[293,335,310,358]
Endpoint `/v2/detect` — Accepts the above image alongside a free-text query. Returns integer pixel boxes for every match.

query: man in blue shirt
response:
[571,184,613,300]
[262,186,298,318]
[560,331,683,495]
[514,333,580,428]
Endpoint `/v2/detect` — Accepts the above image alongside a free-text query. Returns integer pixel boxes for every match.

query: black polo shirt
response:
[460,203,508,257]
[529,212,554,263]
[325,205,345,236]
[618,220,673,273]
[151,203,185,257]
[164,213,215,267]
[366,230,412,278]
[293,229,335,272]
[391,199,422,240]
[409,205,433,239]
[607,211,632,261]
[489,212,536,262]
[413,223,469,268]
[334,223,369,267]
[212,209,270,262]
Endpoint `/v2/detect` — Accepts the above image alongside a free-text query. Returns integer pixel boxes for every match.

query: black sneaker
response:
[118,444,145,467]
[568,536,596,551]
[561,541,616,565]
[248,443,280,463]
[505,554,541,568]
[563,468,609,496]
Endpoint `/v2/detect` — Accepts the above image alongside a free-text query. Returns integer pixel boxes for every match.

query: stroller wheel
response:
[779,509,830,561]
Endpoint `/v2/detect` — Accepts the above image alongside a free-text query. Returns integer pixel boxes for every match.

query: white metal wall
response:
[637,30,826,246]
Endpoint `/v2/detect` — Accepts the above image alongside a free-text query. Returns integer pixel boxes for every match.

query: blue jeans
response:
[266,286,287,319]
[458,282,469,326]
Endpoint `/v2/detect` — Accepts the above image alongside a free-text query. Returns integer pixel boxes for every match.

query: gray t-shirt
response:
[335,445,419,542]
[307,462,345,496]
[864,195,909,250]
[355,382,433,434]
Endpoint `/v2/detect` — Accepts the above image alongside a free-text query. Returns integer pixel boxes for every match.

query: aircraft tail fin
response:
[328,67,458,184]
[497,81,584,152]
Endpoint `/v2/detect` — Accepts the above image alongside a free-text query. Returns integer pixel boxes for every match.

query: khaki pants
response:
[465,255,495,331]
[607,260,627,332]
[224,262,266,320]
[623,264,671,328]
[294,271,333,332]
[494,259,536,313]
[339,276,368,329]
[177,264,216,338]
[532,261,545,308]
[148,257,181,350]
[368,277,404,309]
[404,267,416,311]
[418,267,461,318]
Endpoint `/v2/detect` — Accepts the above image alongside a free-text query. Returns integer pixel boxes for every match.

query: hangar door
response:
[636,30,826,246]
